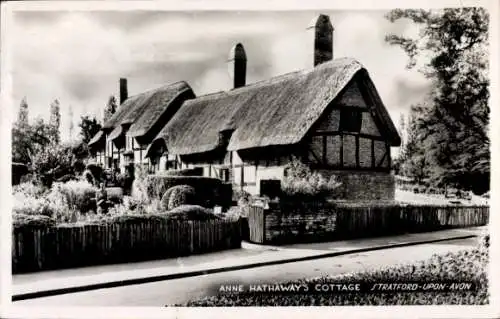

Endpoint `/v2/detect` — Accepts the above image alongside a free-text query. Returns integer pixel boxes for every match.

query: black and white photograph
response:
[0,0,498,318]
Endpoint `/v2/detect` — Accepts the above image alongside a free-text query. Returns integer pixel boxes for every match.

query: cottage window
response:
[339,109,362,133]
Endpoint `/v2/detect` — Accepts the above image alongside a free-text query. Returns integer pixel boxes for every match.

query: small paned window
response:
[339,109,362,133]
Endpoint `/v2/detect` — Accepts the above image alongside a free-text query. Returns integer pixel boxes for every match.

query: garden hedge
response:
[166,185,198,210]
[145,175,222,207]
[161,168,204,176]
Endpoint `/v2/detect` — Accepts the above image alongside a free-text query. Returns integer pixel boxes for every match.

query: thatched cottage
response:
[88,80,195,174]
[89,14,401,200]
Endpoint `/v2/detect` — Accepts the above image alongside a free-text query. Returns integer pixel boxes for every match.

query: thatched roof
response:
[90,81,194,148]
[108,125,123,141]
[152,57,400,156]
[88,130,105,147]
[127,81,194,138]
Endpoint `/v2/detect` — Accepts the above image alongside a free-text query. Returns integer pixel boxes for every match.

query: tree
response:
[385,8,489,194]
[49,99,61,143]
[12,117,56,164]
[103,95,118,122]
[68,104,74,140]
[12,98,31,163]
[79,115,102,144]
[17,97,29,127]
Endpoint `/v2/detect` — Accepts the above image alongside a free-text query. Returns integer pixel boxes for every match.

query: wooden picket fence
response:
[248,202,489,244]
[12,219,242,273]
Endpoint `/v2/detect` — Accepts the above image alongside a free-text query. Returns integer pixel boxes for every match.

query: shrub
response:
[145,175,222,207]
[167,205,220,221]
[131,164,150,204]
[13,181,47,199]
[13,181,96,222]
[31,142,76,187]
[50,180,97,214]
[56,174,77,183]
[224,206,247,220]
[167,185,197,210]
[234,189,251,206]
[106,187,124,204]
[12,213,56,228]
[161,187,176,210]
[282,157,341,201]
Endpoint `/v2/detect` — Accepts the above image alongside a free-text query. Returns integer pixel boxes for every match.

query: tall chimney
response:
[227,43,247,89]
[119,78,128,104]
[307,14,334,66]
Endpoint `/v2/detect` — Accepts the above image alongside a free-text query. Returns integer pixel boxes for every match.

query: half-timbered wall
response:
[149,79,394,198]
[306,78,391,172]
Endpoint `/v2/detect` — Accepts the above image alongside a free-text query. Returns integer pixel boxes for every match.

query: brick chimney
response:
[227,43,247,89]
[307,14,334,66]
[119,78,128,104]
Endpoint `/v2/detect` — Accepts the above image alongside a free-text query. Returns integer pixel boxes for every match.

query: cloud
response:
[11,10,431,142]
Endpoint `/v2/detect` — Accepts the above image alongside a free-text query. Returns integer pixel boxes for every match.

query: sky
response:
[11,10,431,142]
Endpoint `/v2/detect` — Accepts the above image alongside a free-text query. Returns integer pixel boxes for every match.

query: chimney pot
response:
[227,43,247,89]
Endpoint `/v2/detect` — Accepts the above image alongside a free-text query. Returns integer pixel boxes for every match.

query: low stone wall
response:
[318,170,395,200]
[248,201,489,245]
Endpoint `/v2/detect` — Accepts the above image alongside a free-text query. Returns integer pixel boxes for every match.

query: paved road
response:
[13,237,479,307]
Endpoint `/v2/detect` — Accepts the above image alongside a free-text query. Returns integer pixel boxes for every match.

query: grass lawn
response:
[395,190,488,206]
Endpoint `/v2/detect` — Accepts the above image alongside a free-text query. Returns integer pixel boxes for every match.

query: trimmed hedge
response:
[145,175,222,207]
[178,245,489,306]
[167,205,221,221]
[13,214,56,228]
[161,168,204,176]
[167,185,197,210]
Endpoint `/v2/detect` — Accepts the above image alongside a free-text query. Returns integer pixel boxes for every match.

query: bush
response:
[161,187,176,210]
[106,187,124,204]
[145,175,222,207]
[179,247,488,306]
[167,185,197,210]
[82,170,95,185]
[31,142,76,187]
[12,181,96,223]
[167,205,220,221]
[51,181,97,214]
[131,164,150,204]
[13,181,47,199]
[282,157,341,201]
[224,206,247,220]
[56,174,77,183]
[12,213,56,228]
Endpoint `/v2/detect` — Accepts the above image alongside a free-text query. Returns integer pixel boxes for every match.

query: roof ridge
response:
[124,80,190,101]
[186,57,360,103]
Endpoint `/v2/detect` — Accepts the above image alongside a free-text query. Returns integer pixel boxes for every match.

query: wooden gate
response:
[248,205,266,243]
